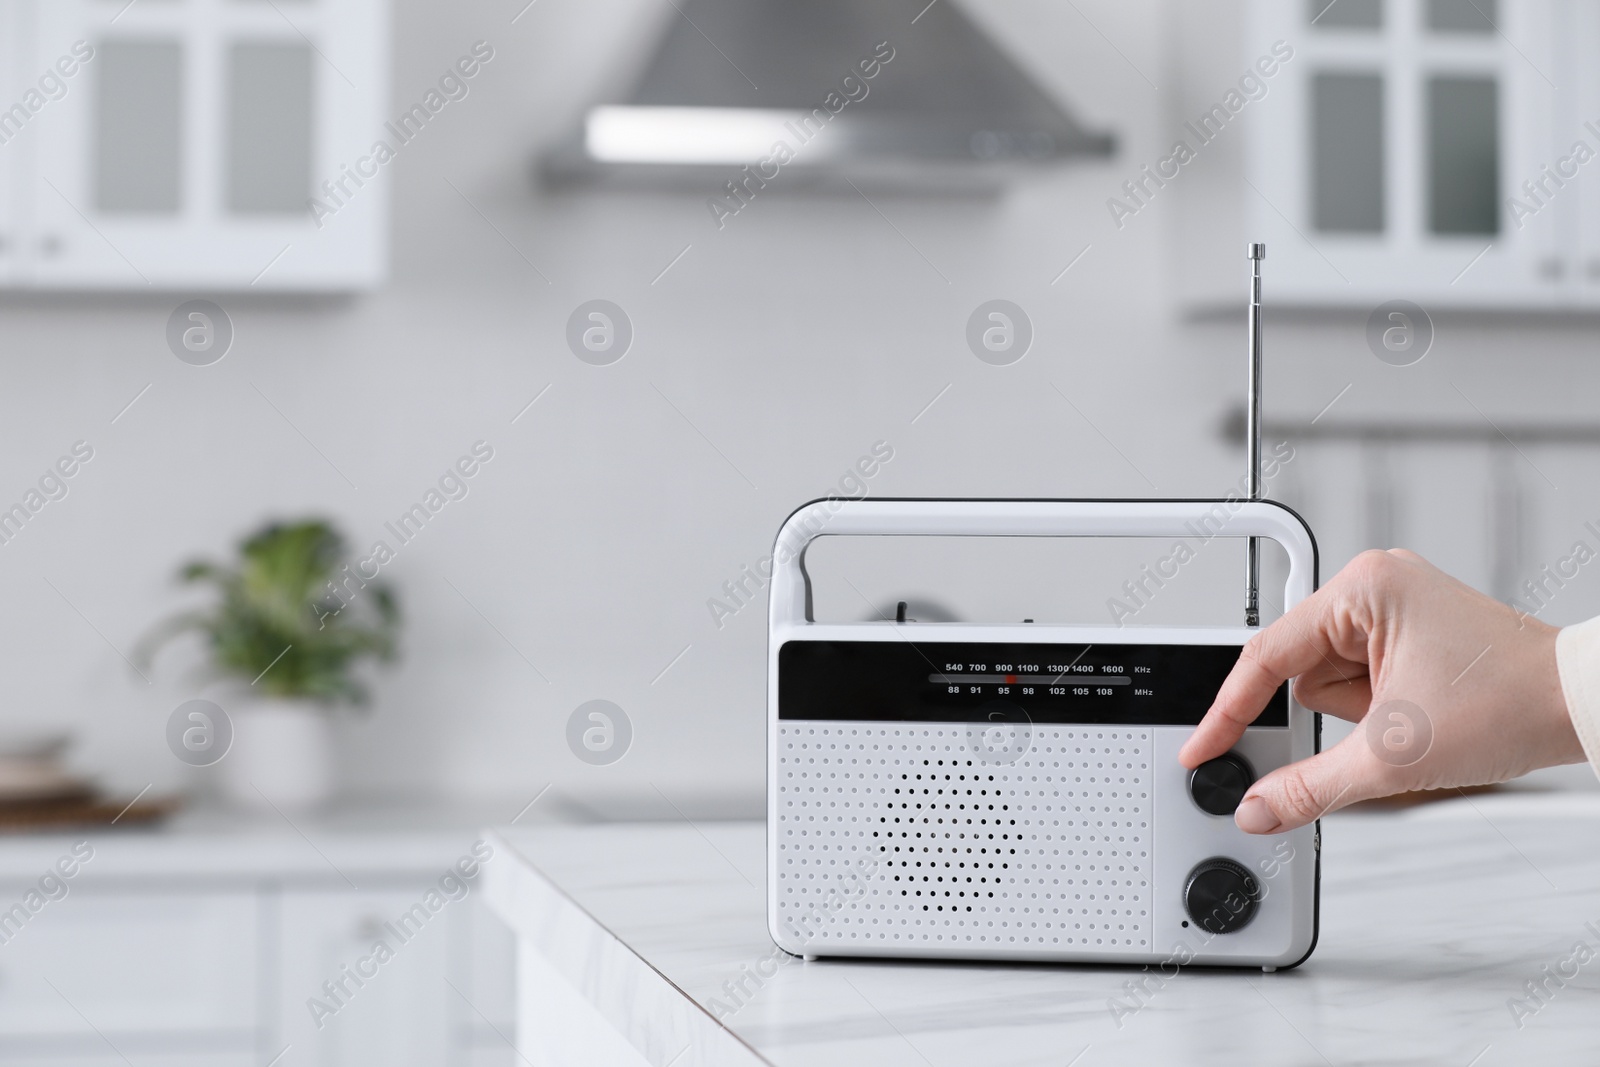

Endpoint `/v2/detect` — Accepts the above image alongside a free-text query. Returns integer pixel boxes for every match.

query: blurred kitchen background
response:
[4,0,1596,808]
[1,0,1599,1060]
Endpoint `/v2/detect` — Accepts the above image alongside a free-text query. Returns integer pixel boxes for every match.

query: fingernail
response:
[1235,796,1282,834]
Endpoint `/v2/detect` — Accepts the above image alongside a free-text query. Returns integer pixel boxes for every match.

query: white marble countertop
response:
[486,793,1600,1066]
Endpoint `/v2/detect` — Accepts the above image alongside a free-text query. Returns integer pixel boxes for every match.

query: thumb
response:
[1234,733,1379,834]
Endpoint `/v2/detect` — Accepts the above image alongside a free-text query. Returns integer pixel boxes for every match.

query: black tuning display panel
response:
[778,640,1288,727]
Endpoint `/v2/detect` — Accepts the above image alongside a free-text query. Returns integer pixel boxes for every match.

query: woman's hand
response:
[1179,549,1586,834]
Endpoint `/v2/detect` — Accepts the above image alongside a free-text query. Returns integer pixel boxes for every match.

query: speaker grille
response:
[775,723,1153,955]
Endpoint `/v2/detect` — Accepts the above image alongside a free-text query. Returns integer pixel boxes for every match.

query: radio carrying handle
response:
[768,498,1317,628]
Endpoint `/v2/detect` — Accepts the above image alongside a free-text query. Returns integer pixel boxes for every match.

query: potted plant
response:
[140,519,400,810]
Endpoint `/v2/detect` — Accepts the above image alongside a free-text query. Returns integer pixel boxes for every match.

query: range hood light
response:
[585,106,840,166]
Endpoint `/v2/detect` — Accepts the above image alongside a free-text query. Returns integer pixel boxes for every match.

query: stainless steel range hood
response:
[543,0,1114,191]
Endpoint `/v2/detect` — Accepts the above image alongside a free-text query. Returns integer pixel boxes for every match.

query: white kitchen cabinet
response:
[0,816,519,1067]
[1570,0,1600,298]
[0,0,24,286]
[1247,0,1565,305]
[276,889,452,1067]
[2,0,387,290]
[0,890,258,1053]
[453,888,518,1064]
[1176,0,1596,307]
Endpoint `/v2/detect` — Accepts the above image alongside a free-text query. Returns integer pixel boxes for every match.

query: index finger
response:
[1177,586,1351,768]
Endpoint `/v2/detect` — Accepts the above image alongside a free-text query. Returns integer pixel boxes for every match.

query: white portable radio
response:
[765,247,1321,970]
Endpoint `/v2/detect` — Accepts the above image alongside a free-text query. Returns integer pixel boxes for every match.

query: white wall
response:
[1,0,1595,808]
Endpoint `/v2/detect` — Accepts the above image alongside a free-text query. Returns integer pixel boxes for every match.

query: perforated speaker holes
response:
[776,724,1155,953]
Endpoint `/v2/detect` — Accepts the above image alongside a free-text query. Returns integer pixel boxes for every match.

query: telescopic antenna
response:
[1245,242,1265,627]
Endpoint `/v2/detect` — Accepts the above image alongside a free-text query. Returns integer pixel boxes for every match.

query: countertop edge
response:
[482,827,770,1067]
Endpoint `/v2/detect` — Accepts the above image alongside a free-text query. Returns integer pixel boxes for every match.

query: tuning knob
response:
[1188,752,1255,816]
[1184,858,1261,934]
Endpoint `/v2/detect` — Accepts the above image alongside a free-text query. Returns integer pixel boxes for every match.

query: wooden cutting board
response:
[0,791,182,833]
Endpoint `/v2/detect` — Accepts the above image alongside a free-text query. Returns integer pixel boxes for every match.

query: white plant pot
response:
[219,699,336,812]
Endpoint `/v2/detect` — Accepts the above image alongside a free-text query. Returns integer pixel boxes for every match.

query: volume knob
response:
[1183,858,1261,935]
[1188,752,1255,816]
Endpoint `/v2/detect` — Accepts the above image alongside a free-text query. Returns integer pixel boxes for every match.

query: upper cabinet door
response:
[21,0,388,291]
[1248,0,1571,306]
[1569,0,1600,299]
[0,0,24,285]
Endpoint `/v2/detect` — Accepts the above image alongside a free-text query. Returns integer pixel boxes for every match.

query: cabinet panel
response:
[94,39,184,213]
[0,888,258,1039]
[0,0,27,283]
[451,898,516,1064]
[460,898,515,1030]
[1425,74,1498,235]
[226,41,315,214]
[1570,0,1600,292]
[275,888,451,1067]
[1490,0,1571,298]
[1310,71,1386,232]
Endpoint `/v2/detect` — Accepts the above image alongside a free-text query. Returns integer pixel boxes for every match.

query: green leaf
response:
[139,518,402,704]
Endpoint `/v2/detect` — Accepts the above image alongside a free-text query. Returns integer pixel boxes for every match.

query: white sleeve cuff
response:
[1556,614,1600,780]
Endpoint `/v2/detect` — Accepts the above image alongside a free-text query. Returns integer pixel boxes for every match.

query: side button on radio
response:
[1188,752,1255,816]
[1183,858,1261,934]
